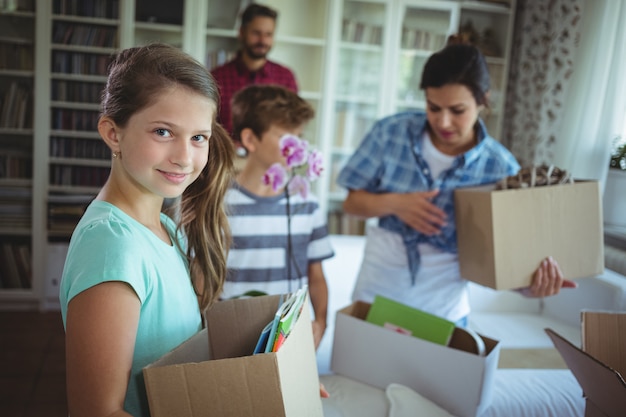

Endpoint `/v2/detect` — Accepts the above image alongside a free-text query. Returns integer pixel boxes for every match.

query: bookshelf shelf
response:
[0,0,35,298]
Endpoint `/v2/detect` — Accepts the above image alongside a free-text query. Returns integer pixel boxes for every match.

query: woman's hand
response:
[517,257,578,297]
[392,190,447,235]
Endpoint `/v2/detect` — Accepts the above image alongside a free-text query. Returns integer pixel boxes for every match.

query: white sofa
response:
[318,234,626,417]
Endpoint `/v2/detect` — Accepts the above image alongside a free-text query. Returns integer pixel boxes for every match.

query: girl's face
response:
[115,86,215,200]
[424,83,484,156]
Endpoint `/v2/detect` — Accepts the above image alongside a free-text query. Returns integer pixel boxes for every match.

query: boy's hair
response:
[230,84,314,145]
[420,43,491,107]
[102,43,234,311]
[240,3,278,28]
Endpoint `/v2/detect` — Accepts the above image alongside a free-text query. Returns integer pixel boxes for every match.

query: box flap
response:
[274,298,324,416]
[144,354,284,417]
[546,328,626,417]
[582,311,626,376]
[205,294,281,359]
[146,329,210,367]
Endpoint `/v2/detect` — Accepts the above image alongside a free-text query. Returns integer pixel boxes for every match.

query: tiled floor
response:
[0,311,68,417]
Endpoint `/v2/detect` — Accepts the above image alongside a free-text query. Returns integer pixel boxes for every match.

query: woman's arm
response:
[65,281,141,417]
[343,189,448,235]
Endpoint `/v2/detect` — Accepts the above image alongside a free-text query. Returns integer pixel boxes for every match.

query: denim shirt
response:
[337,111,520,282]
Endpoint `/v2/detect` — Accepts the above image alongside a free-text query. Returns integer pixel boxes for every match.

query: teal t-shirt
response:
[60,201,202,417]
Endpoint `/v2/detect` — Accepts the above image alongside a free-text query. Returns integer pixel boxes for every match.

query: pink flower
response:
[262,163,287,192]
[306,149,323,181]
[288,175,310,198]
[262,135,324,196]
[280,134,308,168]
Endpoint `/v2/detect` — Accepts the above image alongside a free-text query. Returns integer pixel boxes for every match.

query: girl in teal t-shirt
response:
[59,43,235,417]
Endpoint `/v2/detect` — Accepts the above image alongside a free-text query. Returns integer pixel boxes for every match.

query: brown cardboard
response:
[546,311,626,417]
[143,294,323,417]
[581,311,626,375]
[454,181,604,290]
[331,301,501,417]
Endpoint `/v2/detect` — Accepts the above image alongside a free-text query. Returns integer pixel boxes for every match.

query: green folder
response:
[365,295,455,346]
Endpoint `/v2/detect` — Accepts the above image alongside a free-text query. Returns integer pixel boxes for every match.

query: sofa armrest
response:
[543,269,626,327]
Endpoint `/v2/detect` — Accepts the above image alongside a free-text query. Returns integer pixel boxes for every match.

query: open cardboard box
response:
[546,311,626,417]
[330,301,501,417]
[455,180,603,290]
[143,294,323,417]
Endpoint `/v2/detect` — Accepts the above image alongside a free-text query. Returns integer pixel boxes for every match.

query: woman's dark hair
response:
[102,43,235,311]
[241,3,278,27]
[420,43,490,106]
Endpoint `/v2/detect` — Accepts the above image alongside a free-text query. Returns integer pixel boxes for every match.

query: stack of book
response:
[253,285,308,354]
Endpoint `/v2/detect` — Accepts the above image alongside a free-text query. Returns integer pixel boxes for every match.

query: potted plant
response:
[604,137,626,229]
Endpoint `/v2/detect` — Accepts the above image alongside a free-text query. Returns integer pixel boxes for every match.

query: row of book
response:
[52,51,111,76]
[51,108,99,131]
[341,19,384,45]
[0,0,33,12]
[0,81,32,129]
[0,152,32,179]
[50,136,110,160]
[0,44,34,71]
[253,285,308,354]
[48,201,87,235]
[52,22,118,48]
[333,110,374,150]
[206,49,236,71]
[49,164,109,187]
[400,28,447,51]
[53,0,119,19]
[0,200,31,229]
[52,80,104,103]
[0,242,31,289]
[0,181,31,230]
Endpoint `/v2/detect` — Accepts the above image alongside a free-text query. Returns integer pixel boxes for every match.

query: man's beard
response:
[244,43,270,60]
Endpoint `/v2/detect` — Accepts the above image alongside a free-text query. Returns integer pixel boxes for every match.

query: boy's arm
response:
[307,261,328,349]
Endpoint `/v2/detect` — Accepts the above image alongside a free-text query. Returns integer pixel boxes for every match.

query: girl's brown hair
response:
[102,43,234,311]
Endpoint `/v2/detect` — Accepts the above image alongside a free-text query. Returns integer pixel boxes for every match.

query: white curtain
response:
[552,0,626,186]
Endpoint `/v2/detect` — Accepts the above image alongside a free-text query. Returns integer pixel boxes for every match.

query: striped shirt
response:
[211,53,298,134]
[223,182,334,298]
[337,111,520,280]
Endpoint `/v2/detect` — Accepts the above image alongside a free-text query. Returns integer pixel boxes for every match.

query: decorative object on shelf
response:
[604,136,626,228]
[609,136,626,170]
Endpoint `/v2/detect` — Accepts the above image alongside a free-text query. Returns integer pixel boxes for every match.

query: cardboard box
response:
[143,294,323,417]
[546,311,626,417]
[454,181,604,290]
[330,301,501,417]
